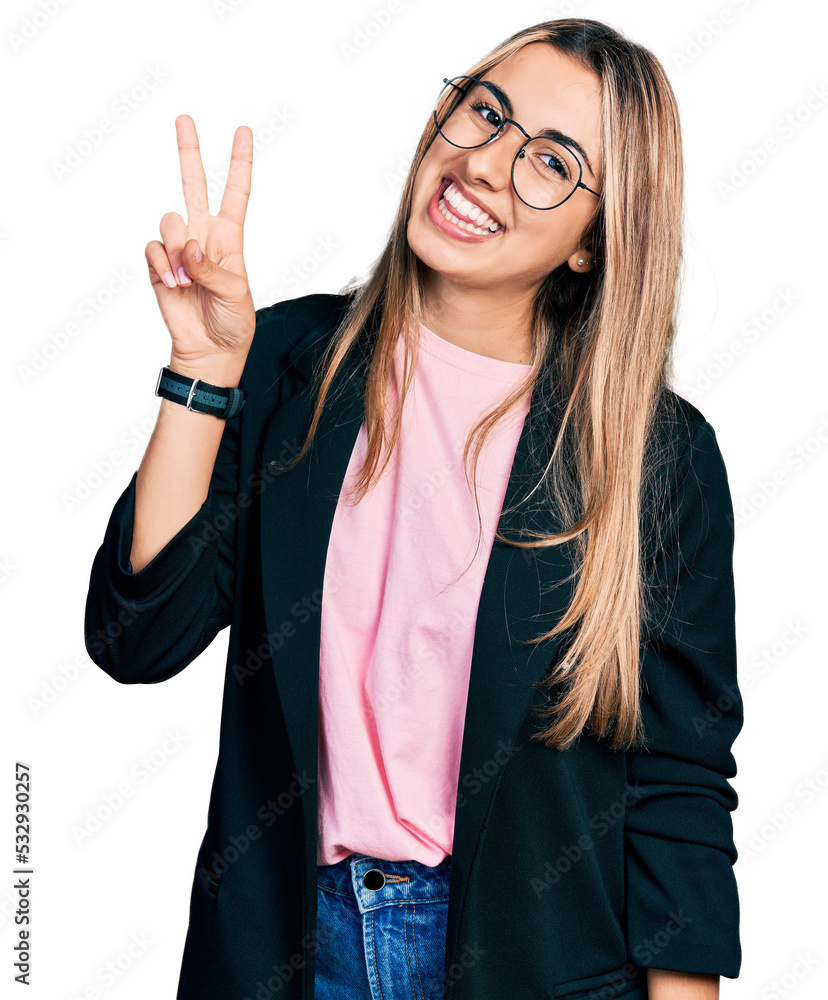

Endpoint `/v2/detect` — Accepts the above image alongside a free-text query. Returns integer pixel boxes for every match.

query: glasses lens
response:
[513,137,581,210]
[435,77,504,148]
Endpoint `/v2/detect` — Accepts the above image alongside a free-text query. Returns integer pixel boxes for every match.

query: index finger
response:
[175,114,210,220]
[217,125,254,227]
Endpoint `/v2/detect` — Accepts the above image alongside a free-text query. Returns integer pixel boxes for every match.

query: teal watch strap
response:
[155,366,247,419]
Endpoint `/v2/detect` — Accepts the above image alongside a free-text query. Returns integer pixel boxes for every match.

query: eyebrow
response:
[482,80,598,181]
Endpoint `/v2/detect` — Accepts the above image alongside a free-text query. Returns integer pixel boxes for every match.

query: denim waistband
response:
[317,852,451,914]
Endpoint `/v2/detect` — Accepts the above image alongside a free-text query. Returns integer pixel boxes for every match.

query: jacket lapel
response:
[257,304,574,962]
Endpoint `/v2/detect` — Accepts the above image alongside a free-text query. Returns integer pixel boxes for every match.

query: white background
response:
[3,0,827,997]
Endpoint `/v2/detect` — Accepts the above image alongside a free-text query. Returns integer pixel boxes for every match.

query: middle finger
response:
[175,114,210,221]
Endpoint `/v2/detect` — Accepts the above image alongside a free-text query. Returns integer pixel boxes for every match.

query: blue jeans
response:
[314,852,451,999]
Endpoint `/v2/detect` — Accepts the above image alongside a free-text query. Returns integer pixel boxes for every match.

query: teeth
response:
[438,197,500,236]
[441,182,502,233]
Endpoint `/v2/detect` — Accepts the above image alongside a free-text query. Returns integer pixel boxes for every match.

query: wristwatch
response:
[155,365,247,419]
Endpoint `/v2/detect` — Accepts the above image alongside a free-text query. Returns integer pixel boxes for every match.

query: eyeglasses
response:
[433,75,602,211]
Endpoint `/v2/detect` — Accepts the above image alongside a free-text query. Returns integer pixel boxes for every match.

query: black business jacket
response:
[84,291,743,1000]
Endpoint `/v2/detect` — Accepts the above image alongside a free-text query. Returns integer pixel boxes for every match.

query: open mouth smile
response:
[427,177,506,242]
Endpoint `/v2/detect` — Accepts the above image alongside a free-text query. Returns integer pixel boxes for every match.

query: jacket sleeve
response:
[83,371,242,686]
[624,418,743,978]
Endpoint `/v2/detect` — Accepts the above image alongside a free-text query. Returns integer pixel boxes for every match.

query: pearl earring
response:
[577,257,591,266]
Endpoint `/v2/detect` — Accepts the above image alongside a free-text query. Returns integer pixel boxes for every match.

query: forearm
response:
[647,969,719,999]
[130,355,245,573]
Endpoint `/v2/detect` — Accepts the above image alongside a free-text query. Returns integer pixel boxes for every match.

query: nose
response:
[461,127,522,196]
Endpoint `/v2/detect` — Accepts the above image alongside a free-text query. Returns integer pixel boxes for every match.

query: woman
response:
[84,17,742,1000]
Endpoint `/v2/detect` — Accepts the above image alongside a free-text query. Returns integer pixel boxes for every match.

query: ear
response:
[567,249,595,273]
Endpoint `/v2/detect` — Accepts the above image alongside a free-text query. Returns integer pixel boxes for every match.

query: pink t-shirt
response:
[317,322,533,867]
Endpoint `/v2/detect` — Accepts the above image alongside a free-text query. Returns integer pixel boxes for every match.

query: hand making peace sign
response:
[144,115,256,372]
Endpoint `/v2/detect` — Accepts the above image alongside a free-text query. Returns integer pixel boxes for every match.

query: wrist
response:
[168,355,247,387]
[156,360,248,421]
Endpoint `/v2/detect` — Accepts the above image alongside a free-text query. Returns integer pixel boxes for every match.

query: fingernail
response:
[177,266,192,285]
[192,243,202,263]
[162,270,177,288]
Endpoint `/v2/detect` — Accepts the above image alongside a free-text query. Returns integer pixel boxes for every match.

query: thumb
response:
[180,239,241,298]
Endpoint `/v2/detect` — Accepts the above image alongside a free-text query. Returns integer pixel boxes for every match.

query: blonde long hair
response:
[275,18,687,751]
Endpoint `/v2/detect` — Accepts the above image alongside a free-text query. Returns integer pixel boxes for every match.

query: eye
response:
[469,99,503,131]
[537,150,571,181]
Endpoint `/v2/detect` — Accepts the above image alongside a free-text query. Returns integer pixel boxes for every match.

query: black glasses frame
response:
[434,75,602,211]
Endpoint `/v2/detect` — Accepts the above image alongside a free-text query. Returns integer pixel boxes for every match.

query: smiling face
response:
[408,42,603,298]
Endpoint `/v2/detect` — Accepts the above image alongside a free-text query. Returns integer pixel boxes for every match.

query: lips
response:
[424,175,505,243]
[440,175,505,230]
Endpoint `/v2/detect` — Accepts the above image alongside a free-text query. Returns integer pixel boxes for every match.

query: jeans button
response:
[362,869,385,891]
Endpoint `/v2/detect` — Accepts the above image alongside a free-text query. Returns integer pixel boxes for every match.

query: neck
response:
[420,272,536,365]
